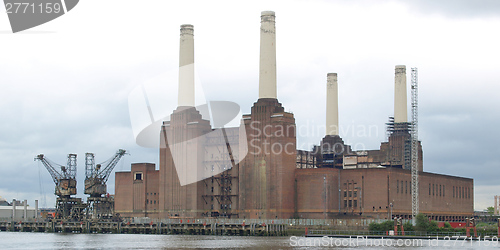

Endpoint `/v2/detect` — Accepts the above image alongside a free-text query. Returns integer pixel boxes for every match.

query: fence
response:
[308,230,500,238]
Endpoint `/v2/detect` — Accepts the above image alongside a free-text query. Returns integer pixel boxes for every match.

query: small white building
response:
[0,199,38,221]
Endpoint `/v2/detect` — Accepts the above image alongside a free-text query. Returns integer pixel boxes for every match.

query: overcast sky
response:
[0,0,498,211]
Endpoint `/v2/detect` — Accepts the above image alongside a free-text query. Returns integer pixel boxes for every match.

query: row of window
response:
[429,183,445,197]
[146,199,157,205]
[147,192,157,196]
[343,190,358,198]
[344,200,358,208]
[396,180,411,194]
[453,186,471,199]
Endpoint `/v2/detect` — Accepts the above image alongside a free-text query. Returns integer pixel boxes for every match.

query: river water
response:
[1,232,498,249]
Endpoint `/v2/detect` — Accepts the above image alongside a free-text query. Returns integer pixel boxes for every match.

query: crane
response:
[84,149,127,220]
[35,154,86,221]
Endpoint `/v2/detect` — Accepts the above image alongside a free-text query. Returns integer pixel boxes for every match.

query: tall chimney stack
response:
[258,11,277,99]
[394,65,407,123]
[326,73,339,136]
[178,24,195,107]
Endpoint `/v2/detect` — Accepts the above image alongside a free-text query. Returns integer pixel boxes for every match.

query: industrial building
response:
[0,199,38,220]
[115,11,473,221]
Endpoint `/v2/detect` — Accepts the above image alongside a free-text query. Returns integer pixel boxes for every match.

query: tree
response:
[415,213,429,232]
[486,206,494,215]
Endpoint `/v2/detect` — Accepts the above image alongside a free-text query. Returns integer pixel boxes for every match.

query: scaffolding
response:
[386,117,411,169]
[202,128,238,218]
[411,67,419,225]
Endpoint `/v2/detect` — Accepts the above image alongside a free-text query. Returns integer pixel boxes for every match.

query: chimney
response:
[12,199,16,219]
[394,65,407,123]
[258,11,277,99]
[178,24,195,107]
[326,73,339,136]
[23,200,27,220]
[35,200,39,219]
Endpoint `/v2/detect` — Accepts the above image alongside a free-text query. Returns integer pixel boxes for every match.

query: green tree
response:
[415,213,429,232]
[486,206,495,215]
[403,221,414,232]
[369,220,395,232]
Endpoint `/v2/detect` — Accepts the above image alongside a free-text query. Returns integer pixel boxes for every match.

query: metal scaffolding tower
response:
[411,67,419,225]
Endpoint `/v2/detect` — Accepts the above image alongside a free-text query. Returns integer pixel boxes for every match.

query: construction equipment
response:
[411,67,419,225]
[84,149,127,220]
[35,154,86,221]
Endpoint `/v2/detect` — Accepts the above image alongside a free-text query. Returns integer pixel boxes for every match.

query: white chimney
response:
[394,65,407,123]
[258,11,277,99]
[326,73,339,136]
[178,24,195,107]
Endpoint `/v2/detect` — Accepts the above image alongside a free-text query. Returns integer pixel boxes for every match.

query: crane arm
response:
[97,149,127,184]
[35,154,63,185]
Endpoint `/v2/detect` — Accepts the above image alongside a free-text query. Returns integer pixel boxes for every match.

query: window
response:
[397,181,399,193]
[354,200,357,208]
[344,191,347,197]
[344,200,347,207]
[348,200,352,207]
[349,191,352,197]
[134,172,143,181]
[432,184,435,196]
[354,191,357,198]
[439,185,442,196]
[405,181,408,194]
[468,187,470,199]
[443,186,445,197]
[453,186,455,198]
[429,184,431,195]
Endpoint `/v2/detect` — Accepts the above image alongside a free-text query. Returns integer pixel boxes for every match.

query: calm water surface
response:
[0,232,497,249]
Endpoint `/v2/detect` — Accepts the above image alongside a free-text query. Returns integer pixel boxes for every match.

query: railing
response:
[308,230,500,238]
[128,218,386,227]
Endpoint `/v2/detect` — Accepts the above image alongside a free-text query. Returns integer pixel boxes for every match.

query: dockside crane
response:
[35,154,86,221]
[84,149,127,220]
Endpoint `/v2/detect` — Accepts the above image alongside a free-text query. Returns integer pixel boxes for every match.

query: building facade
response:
[114,11,474,221]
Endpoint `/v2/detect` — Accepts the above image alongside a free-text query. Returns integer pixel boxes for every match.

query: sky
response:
[0,0,499,211]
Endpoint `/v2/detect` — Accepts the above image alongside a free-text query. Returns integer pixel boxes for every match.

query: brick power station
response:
[115,11,473,221]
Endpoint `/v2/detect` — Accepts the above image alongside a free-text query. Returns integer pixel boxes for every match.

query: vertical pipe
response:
[35,200,39,220]
[23,200,27,220]
[12,199,16,220]
[338,170,341,213]
[394,65,407,123]
[258,11,277,99]
[326,73,339,135]
[178,24,195,107]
